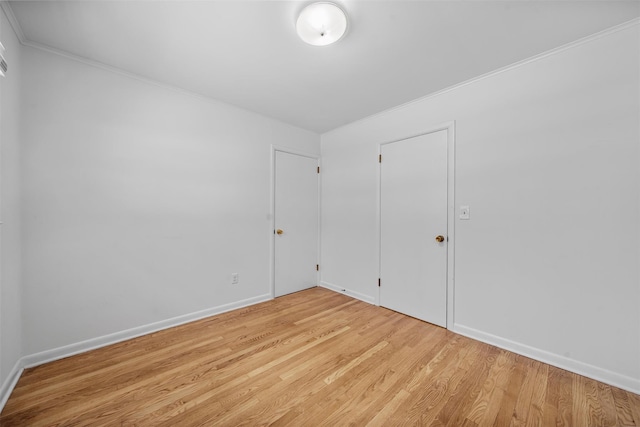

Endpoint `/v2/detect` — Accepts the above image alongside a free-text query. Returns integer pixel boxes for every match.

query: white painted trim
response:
[0,359,23,411]
[22,293,272,369]
[0,293,272,411]
[454,323,640,395]
[5,2,636,140]
[270,147,277,297]
[376,121,456,329]
[5,0,637,139]
[0,2,26,44]
[270,145,320,160]
[375,142,381,306]
[317,156,322,286]
[269,145,321,298]
[319,281,376,305]
[324,18,640,138]
[446,123,456,329]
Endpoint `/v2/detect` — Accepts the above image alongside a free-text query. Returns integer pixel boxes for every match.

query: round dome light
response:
[296,2,348,46]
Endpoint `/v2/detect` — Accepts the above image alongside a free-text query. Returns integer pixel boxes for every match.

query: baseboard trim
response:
[319,281,375,305]
[0,359,24,411]
[2,293,273,411]
[22,293,273,369]
[454,323,640,395]
[5,296,637,411]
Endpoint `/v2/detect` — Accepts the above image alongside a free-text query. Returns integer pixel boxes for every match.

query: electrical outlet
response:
[231,273,239,285]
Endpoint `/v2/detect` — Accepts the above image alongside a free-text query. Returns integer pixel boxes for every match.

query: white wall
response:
[321,23,640,392]
[21,46,319,355]
[0,8,22,386]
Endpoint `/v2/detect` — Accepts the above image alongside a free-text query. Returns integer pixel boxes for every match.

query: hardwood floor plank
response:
[574,374,614,427]
[342,326,450,426]
[132,325,351,425]
[525,362,549,427]
[573,372,589,426]
[4,333,228,414]
[465,350,516,426]
[248,338,399,424]
[247,325,350,378]
[432,344,498,426]
[323,340,388,385]
[293,299,358,325]
[610,387,637,426]
[365,389,411,426]
[384,337,482,425]
[556,367,575,426]
[597,383,619,427]
[1,287,637,426]
[627,391,640,426]
[510,359,543,426]
[542,365,562,426]
[313,350,399,426]
[492,354,530,426]
[276,341,404,422]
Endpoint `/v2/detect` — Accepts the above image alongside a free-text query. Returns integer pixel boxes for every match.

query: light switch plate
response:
[460,206,470,220]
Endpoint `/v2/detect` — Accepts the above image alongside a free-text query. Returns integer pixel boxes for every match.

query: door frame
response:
[376,121,456,329]
[270,145,321,299]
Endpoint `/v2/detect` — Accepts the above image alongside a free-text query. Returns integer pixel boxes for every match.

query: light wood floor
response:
[2,287,639,426]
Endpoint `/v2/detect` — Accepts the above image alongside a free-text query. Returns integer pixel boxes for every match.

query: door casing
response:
[376,121,456,329]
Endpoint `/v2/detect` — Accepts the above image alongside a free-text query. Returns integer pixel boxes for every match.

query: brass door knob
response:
[276,229,284,235]
[435,235,445,243]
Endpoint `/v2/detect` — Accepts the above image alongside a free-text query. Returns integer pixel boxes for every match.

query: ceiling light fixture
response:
[296,2,348,46]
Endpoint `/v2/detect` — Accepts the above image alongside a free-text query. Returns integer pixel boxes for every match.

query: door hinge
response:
[316,264,319,271]
[378,278,381,287]
[378,154,382,163]
[317,166,320,173]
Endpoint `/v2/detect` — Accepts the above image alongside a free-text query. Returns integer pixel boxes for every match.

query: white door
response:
[274,151,319,297]
[380,130,448,327]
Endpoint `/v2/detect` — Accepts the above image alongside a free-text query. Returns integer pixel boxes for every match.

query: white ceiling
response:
[6,1,640,133]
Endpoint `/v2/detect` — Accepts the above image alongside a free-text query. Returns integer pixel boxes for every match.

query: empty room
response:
[0,0,639,425]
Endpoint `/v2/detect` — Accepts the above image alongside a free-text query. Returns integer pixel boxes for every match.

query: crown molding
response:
[324,17,640,137]
[2,0,637,137]
[0,1,26,44]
